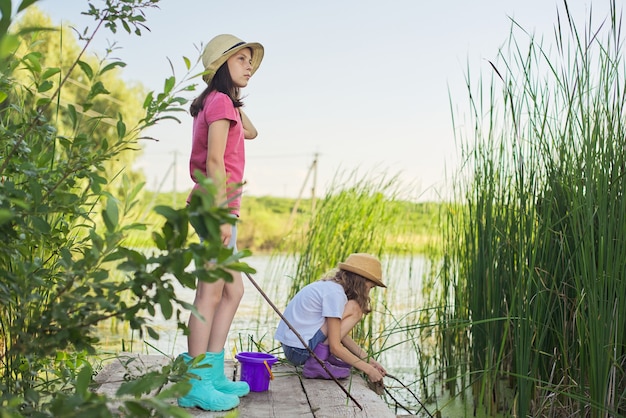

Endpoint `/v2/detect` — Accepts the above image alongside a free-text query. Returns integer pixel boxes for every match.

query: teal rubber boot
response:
[210,350,250,397]
[177,352,240,411]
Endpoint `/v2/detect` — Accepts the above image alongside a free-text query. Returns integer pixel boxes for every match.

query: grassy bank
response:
[130,190,441,255]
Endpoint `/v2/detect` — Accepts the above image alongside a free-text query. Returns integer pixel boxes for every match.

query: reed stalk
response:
[436,1,626,416]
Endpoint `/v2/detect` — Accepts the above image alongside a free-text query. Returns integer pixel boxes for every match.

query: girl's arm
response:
[239,109,258,139]
[326,317,384,382]
[341,335,386,375]
[206,118,232,245]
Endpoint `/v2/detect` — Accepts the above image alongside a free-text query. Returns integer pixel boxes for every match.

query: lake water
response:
[97,254,491,417]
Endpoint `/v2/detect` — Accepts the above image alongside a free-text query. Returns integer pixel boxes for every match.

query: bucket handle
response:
[263,360,274,380]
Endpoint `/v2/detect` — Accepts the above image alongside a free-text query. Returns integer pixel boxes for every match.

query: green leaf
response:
[36,97,51,107]
[121,222,147,232]
[23,51,42,72]
[102,198,119,232]
[175,272,197,289]
[0,209,13,226]
[76,364,92,398]
[116,116,126,138]
[158,292,173,319]
[154,205,180,220]
[101,251,126,263]
[122,248,148,265]
[0,1,11,30]
[146,326,159,340]
[163,76,175,95]
[143,91,154,109]
[183,56,191,70]
[77,60,93,80]
[37,80,53,92]
[0,91,7,104]
[100,61,126,74]
[121,20,131,34]
[17,0,40,13]
[0,34,19,58]
[123,400,150,416]
[31,216,51,233]
[87,81,110,100]
[41,67,61,79]
[67,104,77,129]
[155,381,191,400]
[152,231,166,250]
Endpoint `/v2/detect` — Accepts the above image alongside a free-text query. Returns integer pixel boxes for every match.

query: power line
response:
[246,153,320,160]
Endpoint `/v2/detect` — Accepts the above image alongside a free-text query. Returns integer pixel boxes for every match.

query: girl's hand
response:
[366,365,384,383]
[220,223,232,245]
[239,109,258,139]
[369,359,386,376]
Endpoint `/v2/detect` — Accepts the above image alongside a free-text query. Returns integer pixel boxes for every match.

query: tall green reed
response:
[277,169,414,296]
[268,169,421,352]
[436,1,626,416]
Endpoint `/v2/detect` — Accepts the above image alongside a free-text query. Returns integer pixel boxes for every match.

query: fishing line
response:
[385,373,434,417]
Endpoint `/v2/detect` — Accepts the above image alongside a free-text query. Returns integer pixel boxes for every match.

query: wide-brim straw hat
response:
[337,253,386,288]
[201,34,264,84]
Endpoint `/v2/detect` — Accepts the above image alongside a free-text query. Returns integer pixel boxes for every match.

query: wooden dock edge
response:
[94,353,396,417]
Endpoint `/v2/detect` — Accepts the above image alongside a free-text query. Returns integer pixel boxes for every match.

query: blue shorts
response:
[281,329,326,366]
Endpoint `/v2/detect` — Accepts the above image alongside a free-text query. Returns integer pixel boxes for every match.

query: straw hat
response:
[337,253,386,288]
[201,34,264,84]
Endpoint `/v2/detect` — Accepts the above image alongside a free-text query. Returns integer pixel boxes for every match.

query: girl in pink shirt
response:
[178,34,263,412]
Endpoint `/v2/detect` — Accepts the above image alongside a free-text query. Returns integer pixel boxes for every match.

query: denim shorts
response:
[281,329,326,366]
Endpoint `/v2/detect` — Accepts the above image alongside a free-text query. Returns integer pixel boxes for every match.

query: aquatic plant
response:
[434,1,626,416]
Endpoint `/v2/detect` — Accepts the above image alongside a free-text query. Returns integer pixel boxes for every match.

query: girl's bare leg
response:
[207,270,244,353]
[187,279,226,356]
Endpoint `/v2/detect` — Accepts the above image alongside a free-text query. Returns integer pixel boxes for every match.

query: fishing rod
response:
[243,271,363,411]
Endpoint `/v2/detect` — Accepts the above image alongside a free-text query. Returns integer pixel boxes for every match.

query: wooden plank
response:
[238,363,313,418]
[301,372,395,418]
[94,353,170,398]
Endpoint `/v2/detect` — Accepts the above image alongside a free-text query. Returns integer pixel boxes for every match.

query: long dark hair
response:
[190,62,243,117]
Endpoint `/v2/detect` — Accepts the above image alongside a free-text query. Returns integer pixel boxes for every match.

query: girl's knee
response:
[228,284,245,302]
[224,276,245,302]
[194,281,224,306]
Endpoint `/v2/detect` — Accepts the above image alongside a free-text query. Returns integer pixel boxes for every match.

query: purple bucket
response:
[235,351,278,392]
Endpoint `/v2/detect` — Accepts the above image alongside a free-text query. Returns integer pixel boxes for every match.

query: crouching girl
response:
[275,253,387,383]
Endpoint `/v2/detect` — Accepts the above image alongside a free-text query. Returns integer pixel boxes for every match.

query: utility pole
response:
[311,152,318,213]
[287,153,319,231]
[172,150,178,206]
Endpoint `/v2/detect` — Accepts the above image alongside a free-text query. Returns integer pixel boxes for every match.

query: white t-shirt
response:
[274,280,347,349]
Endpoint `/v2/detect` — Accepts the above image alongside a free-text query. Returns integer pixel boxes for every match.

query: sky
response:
[23,0,613,201]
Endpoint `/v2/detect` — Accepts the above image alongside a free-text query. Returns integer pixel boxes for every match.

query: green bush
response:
[0,1,253,416]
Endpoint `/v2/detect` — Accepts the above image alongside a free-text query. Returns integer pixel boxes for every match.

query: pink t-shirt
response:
[188,91,245,215]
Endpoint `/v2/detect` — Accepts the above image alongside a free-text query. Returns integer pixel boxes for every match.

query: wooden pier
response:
[95,353,396,417]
